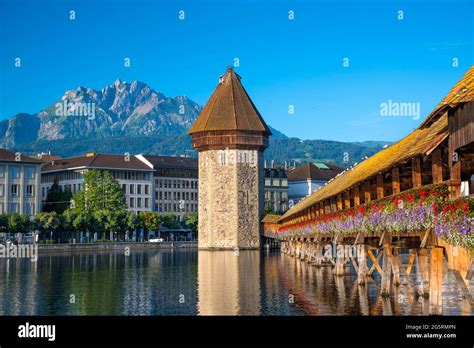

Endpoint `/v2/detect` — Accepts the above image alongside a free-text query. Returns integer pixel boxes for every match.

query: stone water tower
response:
[188,67,271,249]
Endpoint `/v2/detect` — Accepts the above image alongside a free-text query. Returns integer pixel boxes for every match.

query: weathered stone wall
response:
[198,149,263,249]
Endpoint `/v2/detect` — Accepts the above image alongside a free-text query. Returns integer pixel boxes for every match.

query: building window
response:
[137,184,142,195]
[26,203,35,215]
[11,184,19,196]
[130,184,134,194]
[122,184,127,193]
[145,185,150,195]
[130,197,135,208]
[0,166,4,178]
[145,198,149,208]
[0,184,3,197]
[26,167,35,179]
[10,166,20,179]
[137,198,142,208]
[27,185,34,197]
[10,203,19,213]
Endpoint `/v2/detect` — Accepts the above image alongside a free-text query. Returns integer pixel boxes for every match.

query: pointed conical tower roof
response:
[189,67,272,136]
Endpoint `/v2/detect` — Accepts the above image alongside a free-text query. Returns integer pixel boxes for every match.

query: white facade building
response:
[0,148,42,216]
[137,155,198,221]
[41,153,154,214]
[264,168,288,214]
[41,153,198,219]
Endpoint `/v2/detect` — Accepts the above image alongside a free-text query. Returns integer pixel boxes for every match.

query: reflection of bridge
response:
[263,67,474,315]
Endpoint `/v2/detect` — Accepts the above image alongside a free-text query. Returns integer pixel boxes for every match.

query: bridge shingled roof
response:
[278,66,474,223]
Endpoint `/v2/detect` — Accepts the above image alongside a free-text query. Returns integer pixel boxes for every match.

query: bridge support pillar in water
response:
[333,245,345,276]
[417,248,430,297]
[391,248,401,287]
[314,244,323,267]
[381,244,392,297]
[357,245,368,285]
[275,234,472,315]
[429,247,444,315]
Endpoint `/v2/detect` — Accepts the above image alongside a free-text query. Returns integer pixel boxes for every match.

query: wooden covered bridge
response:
[263,66,474,315]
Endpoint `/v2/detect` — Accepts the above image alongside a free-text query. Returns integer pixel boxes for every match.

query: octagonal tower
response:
[188,67,271,249]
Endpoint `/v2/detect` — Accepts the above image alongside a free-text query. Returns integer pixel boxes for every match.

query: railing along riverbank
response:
[36,241,197,253]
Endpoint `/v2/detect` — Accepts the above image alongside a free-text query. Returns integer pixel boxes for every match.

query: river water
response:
[0,249,471,315]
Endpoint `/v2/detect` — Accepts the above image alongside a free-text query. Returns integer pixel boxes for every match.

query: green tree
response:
[8,213,31,235]
[34,212,60,242]
[124,212,138,241]
[183,212,198,233]
[138,211,160,241]
[43,178,73,213]
[62,209,77,242]
[160,214,179,229]
[71,170,127,240]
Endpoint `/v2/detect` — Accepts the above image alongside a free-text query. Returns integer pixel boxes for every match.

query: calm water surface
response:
[0,249,471,315]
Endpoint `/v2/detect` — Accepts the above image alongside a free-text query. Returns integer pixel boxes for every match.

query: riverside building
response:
[41,152,198,218]
[0,148,42,216]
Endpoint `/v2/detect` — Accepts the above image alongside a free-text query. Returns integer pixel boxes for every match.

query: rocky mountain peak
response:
[0,80,203,147]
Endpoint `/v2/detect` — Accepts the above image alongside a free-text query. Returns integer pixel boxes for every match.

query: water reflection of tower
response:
[197,250,261,315]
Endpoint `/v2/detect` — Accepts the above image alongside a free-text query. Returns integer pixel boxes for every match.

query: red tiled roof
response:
[287,162,343,182]
[42,153,153,172]
[0,148,42,163]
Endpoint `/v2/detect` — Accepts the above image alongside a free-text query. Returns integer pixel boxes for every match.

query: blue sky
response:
[0,0,472,142]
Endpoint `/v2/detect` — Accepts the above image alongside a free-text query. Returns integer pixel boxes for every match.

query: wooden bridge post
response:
[429,247,444,315]
[381,244,392,297]
[417,248,430,297]
[334,247,345,276]
[300,240,305,260]
[391,248,401,286]
[295,240,301,258]
[357,240,368,285]
[334,255,344,275]
[307,242,313,263]
[304,240,310,261]
[315,243,323,267]
[333,234,345,276]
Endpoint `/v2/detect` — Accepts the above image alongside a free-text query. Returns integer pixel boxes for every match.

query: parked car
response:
[149,238,164,243]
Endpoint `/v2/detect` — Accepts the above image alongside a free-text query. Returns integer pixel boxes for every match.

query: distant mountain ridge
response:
[0,79,202,147]
[2,79,392,167]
